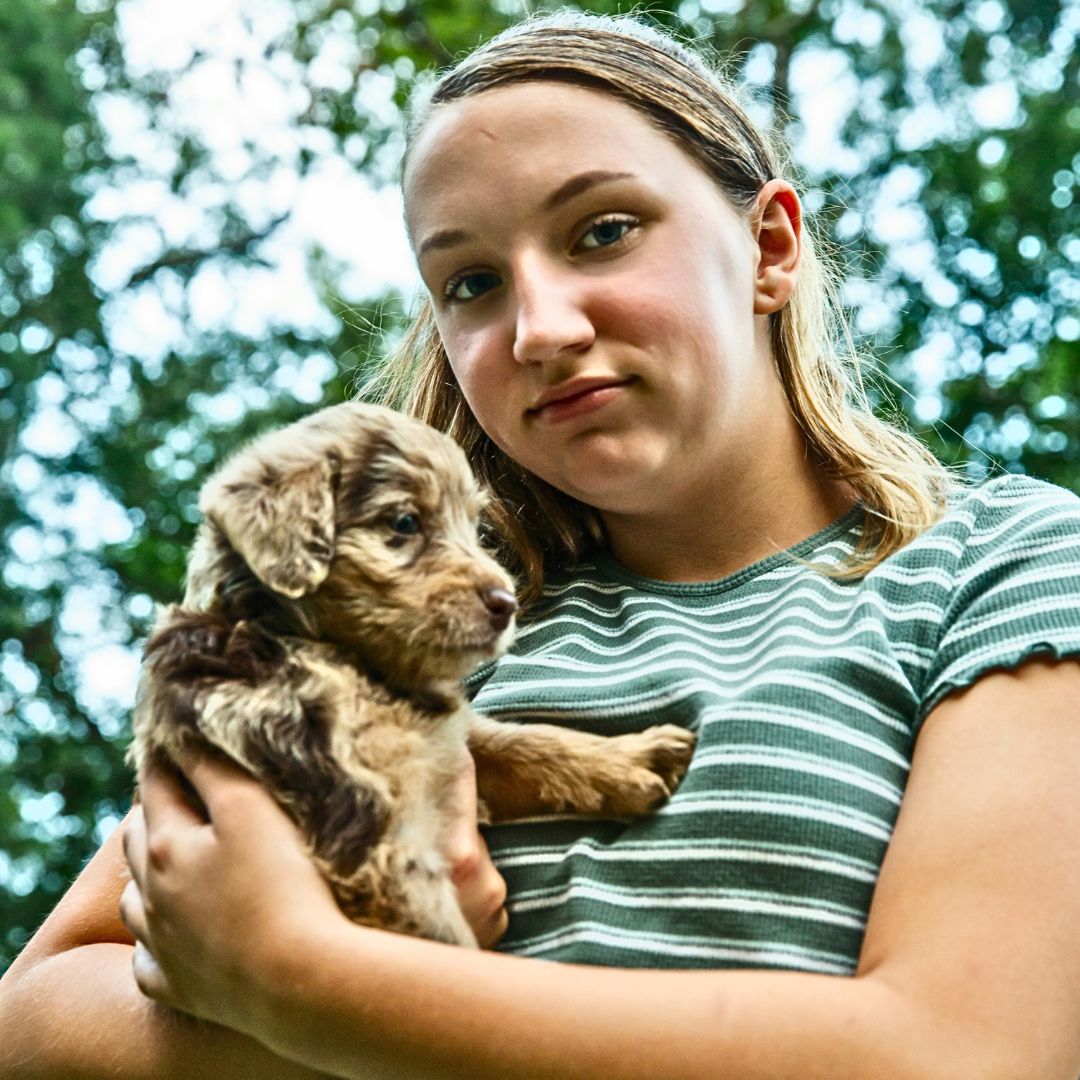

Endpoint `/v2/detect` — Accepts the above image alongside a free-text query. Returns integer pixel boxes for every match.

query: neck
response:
[600,419,856,583]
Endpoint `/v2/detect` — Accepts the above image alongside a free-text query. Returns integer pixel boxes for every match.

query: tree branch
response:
[124,215,287,289]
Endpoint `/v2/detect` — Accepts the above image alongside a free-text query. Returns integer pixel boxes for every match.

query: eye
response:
[575,215,639,252]
[444,270,502,303]
[390,513,421,537]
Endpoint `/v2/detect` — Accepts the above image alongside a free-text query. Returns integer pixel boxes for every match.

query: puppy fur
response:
[130,401,696,947]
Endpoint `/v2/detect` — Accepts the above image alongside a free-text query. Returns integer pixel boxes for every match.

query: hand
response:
[440,752,509,949]
[120,753,345,1036]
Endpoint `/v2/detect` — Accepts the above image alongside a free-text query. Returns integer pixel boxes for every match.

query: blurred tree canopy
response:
[1,0,1077,971]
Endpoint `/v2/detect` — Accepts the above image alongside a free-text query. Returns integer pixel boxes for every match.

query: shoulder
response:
[903,475,1080,723]
[941,473,1080,543]
[942,473,1080,587]
[881,474,1080,578]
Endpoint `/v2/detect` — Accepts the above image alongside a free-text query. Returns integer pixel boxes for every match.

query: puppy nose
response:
[481,587,518,632]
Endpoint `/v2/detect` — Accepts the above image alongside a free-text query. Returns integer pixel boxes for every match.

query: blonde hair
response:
[373,11,958,607]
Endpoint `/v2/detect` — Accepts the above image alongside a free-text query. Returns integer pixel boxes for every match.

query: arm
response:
[120,659,1080,1080]
[0,811,338,1080]
[0,756,507,1080]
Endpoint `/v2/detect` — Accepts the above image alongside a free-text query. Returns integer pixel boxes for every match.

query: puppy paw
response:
[600,725,697,816]
[633,723,698,789]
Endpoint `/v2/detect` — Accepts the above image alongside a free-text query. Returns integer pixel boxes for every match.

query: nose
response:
[481,586,518,632]
[511,254,595,365]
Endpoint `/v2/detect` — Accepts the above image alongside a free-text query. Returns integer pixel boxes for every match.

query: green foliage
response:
[1,0,119,963]
[1,0,1077,972]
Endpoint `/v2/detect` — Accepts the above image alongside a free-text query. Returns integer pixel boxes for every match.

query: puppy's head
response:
[187,401,517,687]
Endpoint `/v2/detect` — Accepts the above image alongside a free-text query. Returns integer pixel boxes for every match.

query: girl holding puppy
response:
[4,12,1080,1079]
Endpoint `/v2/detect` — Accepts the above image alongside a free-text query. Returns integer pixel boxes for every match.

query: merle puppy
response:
[129,402,696,947]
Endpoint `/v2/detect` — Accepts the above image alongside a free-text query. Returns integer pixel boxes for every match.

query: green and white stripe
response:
[470,476,1080,972]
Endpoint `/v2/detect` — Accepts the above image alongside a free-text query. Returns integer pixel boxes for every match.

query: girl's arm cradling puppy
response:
[116,658,1080,1080]
[0,761,506,1080]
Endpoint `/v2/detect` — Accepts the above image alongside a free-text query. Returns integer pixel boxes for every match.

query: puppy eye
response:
[390,513,421,536]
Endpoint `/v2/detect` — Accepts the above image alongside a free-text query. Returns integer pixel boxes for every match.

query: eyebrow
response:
[416,170,637,260]
[542,169,636,211]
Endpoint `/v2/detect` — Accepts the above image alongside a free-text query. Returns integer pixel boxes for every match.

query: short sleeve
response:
[918,476,1080,724]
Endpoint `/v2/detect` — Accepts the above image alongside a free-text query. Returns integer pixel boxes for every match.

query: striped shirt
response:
[468,475,1080,973]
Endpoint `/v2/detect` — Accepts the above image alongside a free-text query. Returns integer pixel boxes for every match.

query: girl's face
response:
[404,81,800,519]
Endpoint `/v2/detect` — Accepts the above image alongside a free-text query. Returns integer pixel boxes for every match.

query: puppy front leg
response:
[468,713,696,823]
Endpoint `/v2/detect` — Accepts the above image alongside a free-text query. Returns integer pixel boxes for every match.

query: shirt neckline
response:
[586,503,865,597]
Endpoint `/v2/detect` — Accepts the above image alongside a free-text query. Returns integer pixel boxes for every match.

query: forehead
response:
[403,82,696,235]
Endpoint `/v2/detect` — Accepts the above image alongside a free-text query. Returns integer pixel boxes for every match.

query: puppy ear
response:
[201,452,341,599]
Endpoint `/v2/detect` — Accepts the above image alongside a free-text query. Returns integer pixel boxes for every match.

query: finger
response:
[477,903,510,951]
[465,859,509,950]
[448,824,509,940]
[139,755,210,832]
[176,749,279,830]
[455,751,479,813]
[122,806,148,888]
[118,877,150,946]
[443,813,478,873]
[470,831,508,915]
[442,753,481,868]
[131,941,176,1007]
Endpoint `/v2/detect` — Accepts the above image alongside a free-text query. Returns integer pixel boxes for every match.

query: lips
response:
[527,376,633,420]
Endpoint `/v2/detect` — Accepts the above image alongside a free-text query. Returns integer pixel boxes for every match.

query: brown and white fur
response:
[129,401,696,948]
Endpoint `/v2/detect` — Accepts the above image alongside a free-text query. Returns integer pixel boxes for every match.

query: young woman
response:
[3,12,1079,1079]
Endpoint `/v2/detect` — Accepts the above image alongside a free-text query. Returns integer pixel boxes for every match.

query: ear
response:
[200,452,342,599]
[752,179,802,316]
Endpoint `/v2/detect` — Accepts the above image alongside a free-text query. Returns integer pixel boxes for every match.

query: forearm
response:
[0,943,334,1080]
[256,926,942,1080]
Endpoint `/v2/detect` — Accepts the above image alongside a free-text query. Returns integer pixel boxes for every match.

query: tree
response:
[1,0,123,962]
[2,0,1076,972]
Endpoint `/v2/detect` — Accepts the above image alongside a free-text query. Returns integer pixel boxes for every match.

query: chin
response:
[557,465,672,517]
[544,433,672,505]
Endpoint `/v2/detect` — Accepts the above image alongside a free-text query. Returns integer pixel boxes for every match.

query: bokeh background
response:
[1,0,1077,972]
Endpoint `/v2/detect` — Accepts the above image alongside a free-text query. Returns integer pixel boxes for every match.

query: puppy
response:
[129,402,696,947]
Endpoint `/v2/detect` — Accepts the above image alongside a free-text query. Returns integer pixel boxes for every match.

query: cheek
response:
[596,252,702,333]
[443,332,515,441]
[598,276,704,364]
[621,252,750,361]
